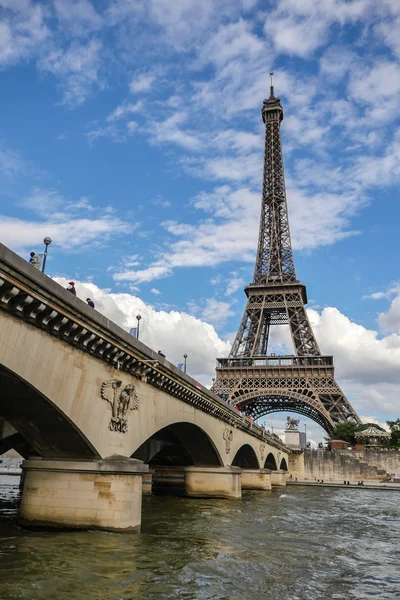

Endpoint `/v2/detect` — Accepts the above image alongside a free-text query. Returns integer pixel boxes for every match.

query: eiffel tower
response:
[213,75,361,433]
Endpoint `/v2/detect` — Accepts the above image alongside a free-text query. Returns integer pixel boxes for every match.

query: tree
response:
[328,422,360,445]
[387,419,400,449]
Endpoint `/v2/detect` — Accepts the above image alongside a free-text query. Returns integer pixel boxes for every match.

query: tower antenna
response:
[269,71,275,98]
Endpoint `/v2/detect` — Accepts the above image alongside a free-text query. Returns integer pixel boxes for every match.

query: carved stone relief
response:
[260,442,266,463]
[101,379,139,433]
[223,427,233,454]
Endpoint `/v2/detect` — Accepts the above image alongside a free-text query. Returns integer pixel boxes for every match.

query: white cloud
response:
[309,307,400,389]
[199,298,235,326]
[348,60,400,106]
[129,72,155,93]
[0,187,131,252]
[113,177,366,285]
[378,296,400,333]
[225,273,245,296]
[264,0,371,58]
[0,145,26,177]
[106,101,143,122]
[196,19,264,68]
[40,277,400,419]
[107,0,258,50]
[38,38,103,106]
[150,288,161,295]
[52,277,231,384]
[53,0,103,37]
[0,0,50,67]
[0,215,130,253]
[147,111,202,151]
[363,282,400,300]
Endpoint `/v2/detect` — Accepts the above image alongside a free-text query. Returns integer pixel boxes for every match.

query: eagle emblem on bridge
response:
[101,379,139,433]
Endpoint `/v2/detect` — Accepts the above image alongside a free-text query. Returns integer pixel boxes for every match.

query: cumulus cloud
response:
[378,297,400,333]
[53,277,231,384]
[46,278,400,423]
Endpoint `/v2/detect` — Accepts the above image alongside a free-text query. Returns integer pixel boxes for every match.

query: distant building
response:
[329,439,350,451]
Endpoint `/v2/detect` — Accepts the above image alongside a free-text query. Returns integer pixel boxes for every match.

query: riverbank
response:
[287,480,400,491]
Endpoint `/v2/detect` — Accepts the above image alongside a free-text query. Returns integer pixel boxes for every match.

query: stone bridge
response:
[0,244,289,532]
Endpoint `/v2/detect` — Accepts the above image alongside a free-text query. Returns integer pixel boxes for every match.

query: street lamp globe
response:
[41,237,53,274]
[136,314,142,321]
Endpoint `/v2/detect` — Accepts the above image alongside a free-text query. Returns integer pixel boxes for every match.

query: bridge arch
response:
[280,457,288,471]
[232,444,260,469]
[232,389,334,433]
[264,452,278,470]
[0,364,98,459]
[132,422,223,467]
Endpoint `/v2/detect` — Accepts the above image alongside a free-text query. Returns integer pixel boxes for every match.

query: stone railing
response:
[0,244,287,452]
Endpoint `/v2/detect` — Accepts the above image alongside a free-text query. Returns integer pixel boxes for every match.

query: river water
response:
[0,477,399,600]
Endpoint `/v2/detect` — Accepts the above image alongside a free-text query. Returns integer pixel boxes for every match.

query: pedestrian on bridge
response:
[86,298,95,308]
[67,281,76,295]
[29,252,41,269]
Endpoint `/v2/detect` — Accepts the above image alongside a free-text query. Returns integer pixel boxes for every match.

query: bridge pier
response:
[241,468,272,490]
[184,466,242,499]
[271,469,287,486]
[18,457,148,532]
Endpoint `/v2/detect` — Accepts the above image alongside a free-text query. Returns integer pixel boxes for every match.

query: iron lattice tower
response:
[212,79,361,433]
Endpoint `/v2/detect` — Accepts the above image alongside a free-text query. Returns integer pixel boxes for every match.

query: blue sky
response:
[1,0,400,442]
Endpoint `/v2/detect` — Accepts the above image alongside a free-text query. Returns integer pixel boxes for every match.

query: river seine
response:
[0,478,399,599]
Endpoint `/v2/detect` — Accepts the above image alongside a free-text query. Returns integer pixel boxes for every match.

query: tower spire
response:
[256,80,295,285]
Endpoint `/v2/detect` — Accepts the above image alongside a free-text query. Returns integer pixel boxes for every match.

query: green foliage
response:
[387,419,400,449]
[327,420,400,449]
[328,422,360,445]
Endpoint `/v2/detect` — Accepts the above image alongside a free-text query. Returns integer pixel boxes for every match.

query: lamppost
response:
[41,237,52,274]
[136,314,142,340]
[183,353,188,374]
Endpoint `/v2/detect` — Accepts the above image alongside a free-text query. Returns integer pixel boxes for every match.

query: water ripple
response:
[0,483,399,599]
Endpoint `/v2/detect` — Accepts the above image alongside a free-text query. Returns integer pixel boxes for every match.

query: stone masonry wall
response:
[339,450,400,477]
[304,451,390,482]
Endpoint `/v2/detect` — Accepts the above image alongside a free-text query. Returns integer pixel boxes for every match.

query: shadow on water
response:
[0,480,400,600]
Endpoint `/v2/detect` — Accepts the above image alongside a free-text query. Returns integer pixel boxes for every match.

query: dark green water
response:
[0,479,399,600]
